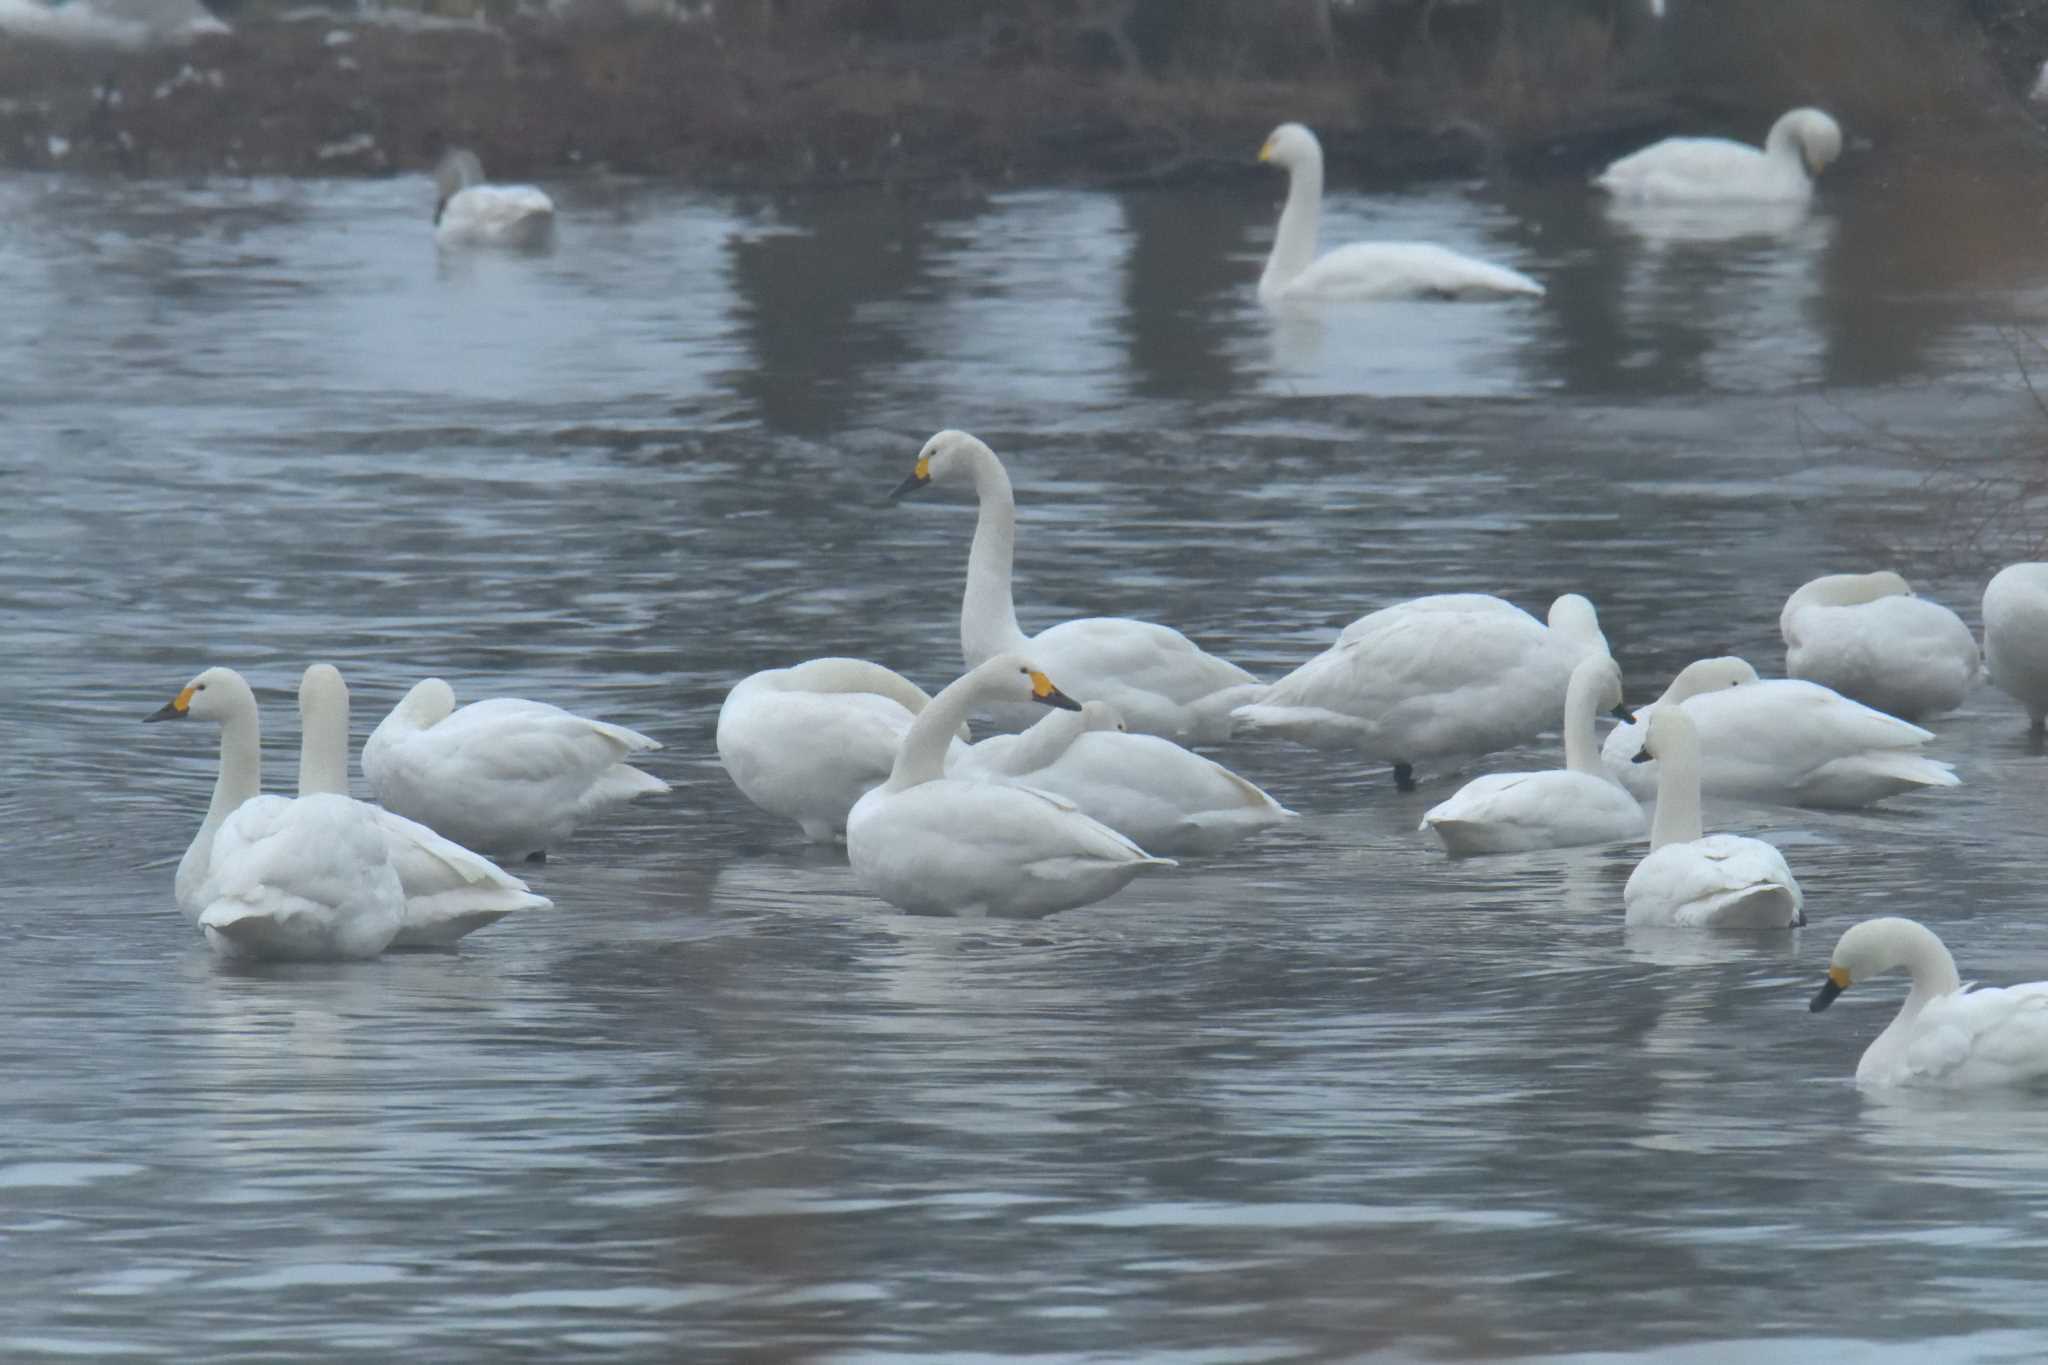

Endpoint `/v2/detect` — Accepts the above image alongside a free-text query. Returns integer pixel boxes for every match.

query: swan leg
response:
[1392,762,1416,792]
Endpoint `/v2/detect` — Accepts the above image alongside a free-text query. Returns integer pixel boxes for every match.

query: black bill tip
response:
[144,700,187,723]
[1039,686,1082,712]
[1809,977,1844,1013]
[887,472,930,503]
[1629,745,1654,765]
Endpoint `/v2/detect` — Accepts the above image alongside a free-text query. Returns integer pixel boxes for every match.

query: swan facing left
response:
[433,148,555,249]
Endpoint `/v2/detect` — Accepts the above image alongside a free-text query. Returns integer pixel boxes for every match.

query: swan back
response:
[1780,571,1911,644]
[1766,107,1842,176]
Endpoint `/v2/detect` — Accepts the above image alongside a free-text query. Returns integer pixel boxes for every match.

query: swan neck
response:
[961,450,1026,666]
[886,670,980,789]
[1648,723,1704,850]
[1262,159,1322,296]
[992,708,1086,774]
[298,688,351,797]
[1561,670,1602,774]
[210,702,263,828]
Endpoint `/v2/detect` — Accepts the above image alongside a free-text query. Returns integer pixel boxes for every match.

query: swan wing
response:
[1288,241,1543,300]
[1901,985,2048,1087]
[1596,137,1796,201]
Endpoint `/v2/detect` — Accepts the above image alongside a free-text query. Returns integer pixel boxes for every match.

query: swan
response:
[957,699,1297,855]
[892,429,1261,741]
[1256,122,1543,305]
[1594,107,1842,203]
[1983,563,2048,736]
[1623,706,1803,928]
[1230,592,1611,789]
[433,149,555,249]
[363,678,668,861]
[1780,571,1978,721]
[846,656,1174,915]
[1602,656,1958,808]
[1810,917,2048,1088]
[147,667,403,961]
[1419,655,1645,856]
[144,664,263,919]
[717,657,971,843]
[297,664,550,947]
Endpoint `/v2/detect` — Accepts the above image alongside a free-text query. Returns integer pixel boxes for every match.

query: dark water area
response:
[8,163,2048,1361]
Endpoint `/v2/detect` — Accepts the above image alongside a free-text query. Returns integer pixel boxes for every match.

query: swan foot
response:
[1393,763,1416,792]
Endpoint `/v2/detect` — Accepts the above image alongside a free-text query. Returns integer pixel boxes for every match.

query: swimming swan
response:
[148,666,404,961]
[433,148,555,249]
[1623,706,1804,928]
[1602,656,1958,808]
[1595,107,1842,203]
[846,655,1174,916]
[1983,562,2048,736]
[298,664,550,947]
[892,429,1260,741]
[1231,592,1611,789]
[717,657,971,843]
[364,679,668,861]
[1780,571,1978,721]
[1420,654,1645,855]
[145,663,263,920]
[1256,122,1543,305]
[1810,917,2048,1088]
[958,699,1297,855]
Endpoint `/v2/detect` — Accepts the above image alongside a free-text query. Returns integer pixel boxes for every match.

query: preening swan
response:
[433,149,556,249]
[1595,107,1842,203]
[1810,917,2048,1088]
[717,657,970,843]
[1256,122,1543,305]
[892,429,1260,741]
[1603,656,1957,808]
[364,679,668,861]
[297,665,550,948]
[846,655,1174,916]
[958,699,1296,855]
[1420,655,1645,856]
[148,667,404,961]
[1231,592,1611,789]
[1983,562,2048,736]
[1622,706,1803,929]
[1780,571,1978,722]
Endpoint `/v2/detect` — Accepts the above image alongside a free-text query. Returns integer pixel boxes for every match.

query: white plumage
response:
[1983,562,2048,736]
[1595,107,1842,204]
[1780,571,1978,722]
[433,149,556,249]
[195,791,405,961]
[145,665,264,921]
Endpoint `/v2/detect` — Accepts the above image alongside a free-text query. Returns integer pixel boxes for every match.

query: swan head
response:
[394,677,458,726]
[1631,702,1698,766]
[1572,654,1625,715]
[977,652,1082,712]
[892,428,994,501]
[1078,699,1126,733]
[1768,108,1841,177]
[146,665,255,725]
[1810,916,1952,1012]
[299,663,348,715]
[1257,122,1321,172]
[1653,656,1759,708]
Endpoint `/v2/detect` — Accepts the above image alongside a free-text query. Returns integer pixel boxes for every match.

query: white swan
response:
[148,666,403,961]
[1594,107,1842,203]
[1810,917,2048,1088]
[1780,571,1978,722]
[297,664,550,947]
[1602,656,1958,808]
[1623,706,1803,928]
[1419,655,1645,856]
[1983,563,2048,736]
[433,149,555,249]
[1256,122,1543,305]
[1230,592,1611,789]
[846,655,1174,916]
[957,699,1296,855]
[364,679,669,861]
[717,657,971,843]
[892,429,1260,741]
[145,664,262,919]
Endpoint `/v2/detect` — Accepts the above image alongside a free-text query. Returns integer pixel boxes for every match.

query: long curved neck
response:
[1763,119,1807,169]
[210,696,263,827]
[1263,158,1322,295]
[776,658,931,712]
[1561,669,1603,774]
[982,707,1088,776]
[298,686,351,797]
[961,449,1027,667]
[886,668,991,790]
[1648,725,1703,850]
[1867,925,1964,1065]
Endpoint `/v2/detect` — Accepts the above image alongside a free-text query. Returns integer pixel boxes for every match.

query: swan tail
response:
[1228,702,1364,746]
[578,762,672,815]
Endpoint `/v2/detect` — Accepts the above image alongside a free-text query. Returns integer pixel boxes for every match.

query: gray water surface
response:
[8,166,2048,1362]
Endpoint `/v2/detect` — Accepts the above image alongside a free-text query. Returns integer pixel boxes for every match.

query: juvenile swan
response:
[1983,562,2048,736]
[433,148,555,248]
[1623,707,1803,929]
[1595,108,1842,203]
[1420,655,1645,855]
[846,656,1174,916]
[1810,917,2048,1088]
[1257,122,1543,305]
[1780,571,1978,721]
[892,430,1260,741]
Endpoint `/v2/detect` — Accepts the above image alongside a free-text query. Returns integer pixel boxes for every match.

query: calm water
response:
[8,161,2048,1363]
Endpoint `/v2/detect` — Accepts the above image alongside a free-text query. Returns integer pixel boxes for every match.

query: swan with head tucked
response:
[717,657,971,843]
[1983,562,2048,737]
[1419,655,1645,856]
[433,148,555,249]
[1602,655,1957,808]
[846,656,1174,916]
[1595,107,1842,203]
[1810,917,2048,1088]
[364,679,668,861]
[1230,592,1611,789]
[956,699,1296,856]
[1256,122,1543,306]
[297,664,550,947]
[891,430,1261,741]
[1780,571,1978,721]
[1623,706,1803,928]
[147,667,404,961]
